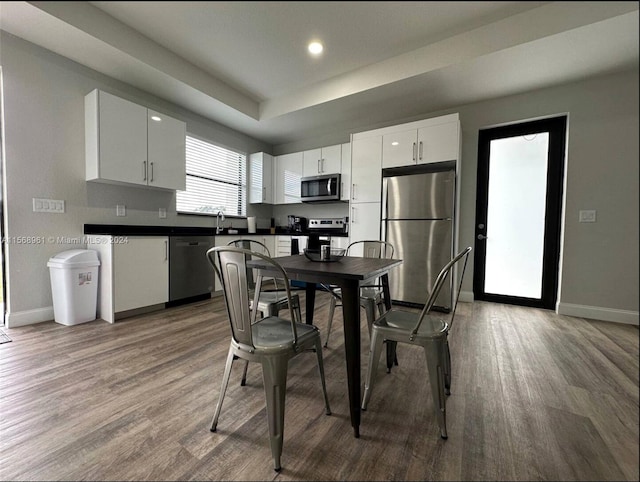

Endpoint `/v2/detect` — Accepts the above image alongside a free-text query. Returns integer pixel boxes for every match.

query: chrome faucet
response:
[216,210,225,234]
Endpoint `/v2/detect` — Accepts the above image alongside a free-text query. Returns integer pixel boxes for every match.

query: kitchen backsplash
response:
[271,203,349,227]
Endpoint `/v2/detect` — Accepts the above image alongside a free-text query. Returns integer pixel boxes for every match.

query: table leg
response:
[305,282,316,325]
[381,273,398,372]
[341,279,361,438]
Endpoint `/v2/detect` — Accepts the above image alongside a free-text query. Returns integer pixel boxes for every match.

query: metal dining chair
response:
[227,239,302,321]
[207,246,331,472]
[226,239,303,386]
[361,246,472,440]
[323,240,395,347]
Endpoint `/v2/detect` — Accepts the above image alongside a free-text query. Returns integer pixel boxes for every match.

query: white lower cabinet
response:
[88,236,168,323]
[349,202,381,257]
[212,234,277,291]
[242,235,276,257]
[276,235,308,256]
[276,236,292,257]
[330,236,350,250]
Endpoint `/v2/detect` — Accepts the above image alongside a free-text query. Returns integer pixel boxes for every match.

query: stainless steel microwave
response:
[300,173,341,203]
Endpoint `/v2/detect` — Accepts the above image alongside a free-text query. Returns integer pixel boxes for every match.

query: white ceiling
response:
[1,1,638,146]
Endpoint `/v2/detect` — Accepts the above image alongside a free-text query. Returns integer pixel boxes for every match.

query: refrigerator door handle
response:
[382,178,388,220]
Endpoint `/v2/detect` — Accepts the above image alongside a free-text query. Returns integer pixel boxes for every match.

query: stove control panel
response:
[308,218,346,230]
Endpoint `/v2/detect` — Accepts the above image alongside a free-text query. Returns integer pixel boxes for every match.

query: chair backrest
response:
[227,238,271,256]
[207,246,299,350]
[227,239,271,290]
[410,247,472,340]
[347,240,394,259]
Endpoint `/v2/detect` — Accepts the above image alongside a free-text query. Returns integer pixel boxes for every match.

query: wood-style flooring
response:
[1,292,638,481]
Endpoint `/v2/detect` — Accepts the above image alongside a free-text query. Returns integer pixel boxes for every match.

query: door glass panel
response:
[485,133,549,298]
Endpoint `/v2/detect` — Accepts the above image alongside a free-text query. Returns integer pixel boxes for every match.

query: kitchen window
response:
[177,135,247,216]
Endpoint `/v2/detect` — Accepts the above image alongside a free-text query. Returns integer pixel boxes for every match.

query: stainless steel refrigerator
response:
[382,169,455,310]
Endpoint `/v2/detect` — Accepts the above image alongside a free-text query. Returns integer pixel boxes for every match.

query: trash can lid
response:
[47,249,100,268]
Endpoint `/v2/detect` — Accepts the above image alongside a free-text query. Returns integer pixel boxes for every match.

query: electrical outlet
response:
[116,205,126,217]
[579,210,596,223]
[159,208,167,219]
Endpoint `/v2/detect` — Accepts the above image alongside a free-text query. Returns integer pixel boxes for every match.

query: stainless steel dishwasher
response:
[168,236,216,305]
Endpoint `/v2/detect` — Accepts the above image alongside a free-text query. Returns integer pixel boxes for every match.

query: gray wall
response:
[0,32,272,321]
[455,73,638,316]
[275,71,639,319]
[2,31,638,325]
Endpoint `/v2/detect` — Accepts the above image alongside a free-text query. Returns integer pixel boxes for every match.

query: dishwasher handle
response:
[174,240,211,247]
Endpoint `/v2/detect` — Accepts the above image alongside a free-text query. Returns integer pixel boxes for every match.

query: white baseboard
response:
[6,306,54,328]
[6,299,636,328]
[459,291,475,303]
[455,293,638,326]
[557,303,638,325]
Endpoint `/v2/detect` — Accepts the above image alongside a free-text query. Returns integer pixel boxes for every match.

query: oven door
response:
[301,174,340,202]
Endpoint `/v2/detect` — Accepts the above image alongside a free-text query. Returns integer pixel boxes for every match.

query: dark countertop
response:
[83,224,348,237]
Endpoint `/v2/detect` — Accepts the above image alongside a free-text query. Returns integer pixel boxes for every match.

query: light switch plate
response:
[33,198,65,213]
[116,205,126,217]
[579,210,596,223]
[159,208,167,218]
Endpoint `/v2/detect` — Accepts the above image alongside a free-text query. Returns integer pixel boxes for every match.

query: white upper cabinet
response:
[382,128,419,169]
[302,144,342,177]
[351,136,382,203]
[340,142,351,201]
[147,109,186,190]
[417,121,459,164]
[249,152,274,204]
[274,151,303,204]
[85,89,186,190]
[381,115,460,168]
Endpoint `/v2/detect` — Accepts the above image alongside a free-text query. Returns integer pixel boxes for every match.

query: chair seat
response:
[252,291,301,321]
[374,310,448,341]
[256,291,293,305]
[251,291,299,315]
[252,316,319,350]
[327,286,382,304]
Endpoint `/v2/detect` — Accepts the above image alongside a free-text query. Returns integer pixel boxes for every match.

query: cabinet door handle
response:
[352,184,357,200]
[351,206,357,223]
[419,141,423,161]
[164,240,168,260]
[142,161,147,181]
[321,158,325,173]
[412,142,417,161]
[262,186,266,202]
[150,162,154,182]
[317,159,321,173]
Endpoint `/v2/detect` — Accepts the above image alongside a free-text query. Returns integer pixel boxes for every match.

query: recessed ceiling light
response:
[308,41,323,55]
[150,115,162,122]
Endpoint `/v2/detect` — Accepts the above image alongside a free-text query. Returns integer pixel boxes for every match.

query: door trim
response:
[473,116,567,309]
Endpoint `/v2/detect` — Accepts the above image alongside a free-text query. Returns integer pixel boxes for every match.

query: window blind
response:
[177,135,246,216]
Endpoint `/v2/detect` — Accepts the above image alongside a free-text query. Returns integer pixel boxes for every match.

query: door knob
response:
[477,234,487,240]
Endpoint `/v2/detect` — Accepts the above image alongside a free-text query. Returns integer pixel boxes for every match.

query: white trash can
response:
[47,249,100,326]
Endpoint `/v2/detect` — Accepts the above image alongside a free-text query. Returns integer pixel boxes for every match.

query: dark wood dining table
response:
[247,254,402,438]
